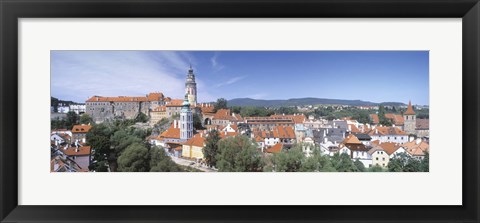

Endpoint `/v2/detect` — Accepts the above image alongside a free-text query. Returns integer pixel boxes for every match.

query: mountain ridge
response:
[227,97,406,107]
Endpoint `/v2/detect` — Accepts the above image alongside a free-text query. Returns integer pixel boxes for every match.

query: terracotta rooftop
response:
[370,114,379,124]
[416,119,429,130]
[166,99,184,107]
[404,100,416,115]
[378,142,401,155]
[62,146,91,156]
[159,123,180,139]
[71,124,92,133]
[266,143,283,153]
[271,114,305,124]
[184,134,205,147]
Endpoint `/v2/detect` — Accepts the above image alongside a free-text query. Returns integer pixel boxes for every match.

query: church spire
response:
[404,100,416,115]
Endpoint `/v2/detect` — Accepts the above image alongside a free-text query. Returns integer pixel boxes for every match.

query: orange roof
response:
[213,109,231,120]
[166,99,183,107]
[147,92,164,101]
[402,140,429,156]
[272,126,295,139]
[384,113,405,126]
[348,124,361,133]
[62,146,91,156]
[200,105,215,114]
[219,131,239,139]
[152,106,166,112]
[404,100,416,115]
[159,123,180,139]
[342,134,362,144]
[71,124,92,133]
[271,114,305,124]
[266,143,283,153]
[255,135,263,142]
[370,114,379,124]
[184,134,205,147]
[378,142,400,155]
[86,92,165,103]
[368,126,407,136]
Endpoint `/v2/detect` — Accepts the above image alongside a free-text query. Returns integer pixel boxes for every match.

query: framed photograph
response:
[1,0,479,222]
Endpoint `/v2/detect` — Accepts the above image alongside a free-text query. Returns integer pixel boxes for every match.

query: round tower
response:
[180,94,193,141]
[185,66,197,107]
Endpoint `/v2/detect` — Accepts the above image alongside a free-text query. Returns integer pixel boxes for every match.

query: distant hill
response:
[227,97,405,107]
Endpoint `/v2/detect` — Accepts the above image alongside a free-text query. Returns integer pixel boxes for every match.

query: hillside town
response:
[51,67,429,172]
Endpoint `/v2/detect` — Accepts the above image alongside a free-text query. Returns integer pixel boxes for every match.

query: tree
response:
[86,124,114,171]
[65,111,79,129]
[368,165,384,172]
[135,112,149,123]
[216,135,263,172]
[117,143,150,172]
[214,98,228,112]
[331,153,358,172]
[300,146,336,172]
[149,146,181,172]
[193,113,204,130]
[273,146,304,172]
[420,152,429,172]
[79,113,93,124]
[388,152,423,172]
[203,130,221,168]
[354,159,366,172]
[110,129,143,156]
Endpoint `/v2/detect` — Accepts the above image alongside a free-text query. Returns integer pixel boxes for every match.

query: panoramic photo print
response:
[50,51,429,172]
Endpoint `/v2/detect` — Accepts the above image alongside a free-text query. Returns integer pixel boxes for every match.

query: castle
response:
[85,67,199,125]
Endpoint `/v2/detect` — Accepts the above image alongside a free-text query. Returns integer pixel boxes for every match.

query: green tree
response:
[79,113,93,124]
[273,146,304,172]
[135,112,149,123]
[203,130,221,168]
[214,98,228,112]
[420,152,429,172]
[331,153,358,172]
[216,135,263,172]
[300,146,336,172]
[86,124,114,171]
[368,165,385,172]
[354,159,366,172]
[65,111,79,129]
[149,146,181,172]
[193,113,204,130]
[117,143,150,172]
[110,129,144,156]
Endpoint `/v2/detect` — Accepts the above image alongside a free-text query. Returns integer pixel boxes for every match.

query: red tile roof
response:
[166,99,183,107]
[370,114,379,124]
[271,114,305,124]
[378,142,401,155]
[184,134,205,147]
[71,124,92,133]
[159,123,180,139]
[266,143,283,153]
[384,113,405,126]
[368,126,407,136]
[404,100,416,115]
[62,146,91,156]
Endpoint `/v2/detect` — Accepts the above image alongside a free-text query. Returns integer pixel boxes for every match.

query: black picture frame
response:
[1,0,479,222]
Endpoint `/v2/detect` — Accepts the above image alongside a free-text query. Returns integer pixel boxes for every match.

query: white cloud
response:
[51,51,192,102]
[210,52,225,71]
[215,76,246,88]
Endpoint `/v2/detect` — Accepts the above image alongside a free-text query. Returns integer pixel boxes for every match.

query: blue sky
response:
[51,51,429,105]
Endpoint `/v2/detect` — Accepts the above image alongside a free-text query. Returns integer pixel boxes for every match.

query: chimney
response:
[324,137,328,144]
[416,138,421,145]
[174,120,177,128]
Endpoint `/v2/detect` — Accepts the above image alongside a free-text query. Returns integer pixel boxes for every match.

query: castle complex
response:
[85,67,198,126]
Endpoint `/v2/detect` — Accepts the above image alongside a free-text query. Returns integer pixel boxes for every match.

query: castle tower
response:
[403,100,416,135]
[185,66,197,107]
[180,94,193,141]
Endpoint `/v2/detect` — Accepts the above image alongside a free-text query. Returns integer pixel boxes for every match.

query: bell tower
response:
[185,65,197,107]
[180,94,193,141]
[403,100,416,135]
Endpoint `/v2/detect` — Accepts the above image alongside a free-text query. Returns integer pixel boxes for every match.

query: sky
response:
[51,51,429,105]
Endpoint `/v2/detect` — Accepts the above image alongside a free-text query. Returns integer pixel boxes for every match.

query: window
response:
[382,158,385,161]
[376,157,379,160]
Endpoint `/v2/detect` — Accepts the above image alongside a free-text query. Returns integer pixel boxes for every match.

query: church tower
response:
[180,94,193,141]
[403,100,416,135]
[185,66,197,107]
